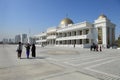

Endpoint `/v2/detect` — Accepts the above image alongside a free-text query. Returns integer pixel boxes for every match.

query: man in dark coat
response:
[31,44,36,57]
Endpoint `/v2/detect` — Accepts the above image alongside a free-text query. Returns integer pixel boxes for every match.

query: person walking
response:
[31,44,36,57]
[90,45,93,51]
[96,44,98,51]
[99,45,102,51]
[16,42,23,59]
[73,43,75,48]
[25,43,31,59]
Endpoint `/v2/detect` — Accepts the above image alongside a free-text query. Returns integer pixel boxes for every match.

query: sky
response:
[0,0,120,41]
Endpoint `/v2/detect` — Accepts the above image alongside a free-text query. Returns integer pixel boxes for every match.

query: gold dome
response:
[60,18,74,25]
[98,14,107,19]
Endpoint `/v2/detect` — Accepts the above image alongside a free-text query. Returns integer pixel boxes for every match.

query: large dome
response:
[98,14,107,19]
[60,18,74,26]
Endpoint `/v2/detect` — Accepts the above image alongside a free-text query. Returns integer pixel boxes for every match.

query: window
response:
[80,39,82,44]
[85,29,89,34]
[69,32,71,36]
[74,31,76,35]
[79,30,82,35]
[86,39,89,44]
[98,27,102,44]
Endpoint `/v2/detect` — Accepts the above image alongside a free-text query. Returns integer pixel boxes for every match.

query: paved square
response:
[44,72,98,80]
[0,45,120,80]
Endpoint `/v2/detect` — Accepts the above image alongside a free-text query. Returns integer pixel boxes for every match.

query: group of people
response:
[90,43,102,52]
[16,42,36,59]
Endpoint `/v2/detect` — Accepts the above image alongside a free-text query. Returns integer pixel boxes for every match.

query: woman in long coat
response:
[31,44,36,57]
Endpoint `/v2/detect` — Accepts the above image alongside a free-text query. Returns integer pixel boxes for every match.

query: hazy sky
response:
[0,0,120,41]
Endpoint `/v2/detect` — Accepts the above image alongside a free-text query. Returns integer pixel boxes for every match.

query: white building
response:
[34,14,115,48]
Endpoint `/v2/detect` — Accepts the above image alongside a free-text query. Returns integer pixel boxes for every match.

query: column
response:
[52,39,53,45]
[57,33,59,38]
[67,32,69,37]
[69,32,72,36]
[102,27,107,47]
[76,40,79,44]
[82,29,84,35]
[109,28,112,45]
[62,33,64,37]
[82,39,85,44]
[50,40,52,45]
[76,30,79,35]
[66,40,68,44]
[71,31,74,36]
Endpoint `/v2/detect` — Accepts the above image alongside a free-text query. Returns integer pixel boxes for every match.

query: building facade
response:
[15,35,21,44]
[34,14,115,48]
[22,34,28,44]
[15,34,28,44]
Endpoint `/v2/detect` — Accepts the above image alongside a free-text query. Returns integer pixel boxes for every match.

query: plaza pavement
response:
[0,45,120,80]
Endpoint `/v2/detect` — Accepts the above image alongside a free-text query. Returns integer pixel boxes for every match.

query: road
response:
[0,45,120,80]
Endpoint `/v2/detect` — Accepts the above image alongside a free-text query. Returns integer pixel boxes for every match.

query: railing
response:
[56,34,92,41]
[47,35,56,39]
[36,39,47,42]
[55,44,91,48]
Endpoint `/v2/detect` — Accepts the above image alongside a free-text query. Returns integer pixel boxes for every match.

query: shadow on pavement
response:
[20,56,47,59]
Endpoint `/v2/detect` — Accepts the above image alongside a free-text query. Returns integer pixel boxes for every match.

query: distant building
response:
[34,14,116,48]
[15,34,28,44]
[22,34,27,44]
[15,35,21,43]
[9,38,12,43]
[8,38,15,43]
[2,38,15,44]
[3,38,8,43]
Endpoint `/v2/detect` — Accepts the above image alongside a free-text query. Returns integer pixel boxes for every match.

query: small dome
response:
[98,14,107,19]
[60,18,74,26]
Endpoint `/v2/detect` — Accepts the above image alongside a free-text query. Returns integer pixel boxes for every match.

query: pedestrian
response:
[93,45,96,51]
[16,42,23,59]
[90,45,93,51]
[96,44,98,51]
[25,43,31,59]
[99,45,102,51]
[31,44,36,57]
[73,43,75,48]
